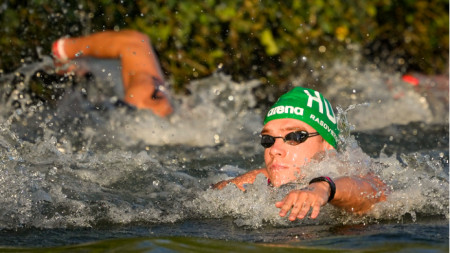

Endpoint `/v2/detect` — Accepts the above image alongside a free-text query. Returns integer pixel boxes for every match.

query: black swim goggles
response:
[260,131,320,148]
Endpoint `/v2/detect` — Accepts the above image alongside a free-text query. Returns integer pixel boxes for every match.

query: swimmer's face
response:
[124,75,173,117]
[262,118,333,187]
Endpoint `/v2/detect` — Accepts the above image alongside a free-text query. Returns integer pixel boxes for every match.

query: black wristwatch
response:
[309,176,336,202]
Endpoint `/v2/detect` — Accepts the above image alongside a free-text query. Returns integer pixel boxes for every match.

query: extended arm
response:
[330,174,386,212]
[53,30,172,116]
[58,30,163,89]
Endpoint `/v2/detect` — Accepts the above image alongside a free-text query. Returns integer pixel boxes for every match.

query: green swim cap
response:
[263,87,340,148]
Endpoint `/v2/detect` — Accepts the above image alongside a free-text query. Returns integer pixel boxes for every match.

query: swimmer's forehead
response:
[261,119,313,134]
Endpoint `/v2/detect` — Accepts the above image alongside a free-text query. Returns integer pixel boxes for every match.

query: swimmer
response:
[52,30,173,117]
[213,87,387,221]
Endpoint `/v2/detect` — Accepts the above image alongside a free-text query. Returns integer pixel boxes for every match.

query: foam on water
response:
[111,74,263,147]
[0,58,447,230]
[316,61,448,129]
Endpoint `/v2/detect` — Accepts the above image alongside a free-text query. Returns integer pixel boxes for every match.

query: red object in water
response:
[402,75,420,86]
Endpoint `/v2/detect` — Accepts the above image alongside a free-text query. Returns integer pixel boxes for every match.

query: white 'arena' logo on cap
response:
[267,105,304,117]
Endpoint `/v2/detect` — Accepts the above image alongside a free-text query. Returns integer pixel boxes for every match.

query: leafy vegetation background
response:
[0,0,448,91]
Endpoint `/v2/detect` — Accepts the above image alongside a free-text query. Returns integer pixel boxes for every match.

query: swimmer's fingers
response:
[309,202,322,219]
[212,179,246,192]
[289,194,309,221]
[276,191,325,221]
[275,190,300,218]
[211,180,229,190]
[291,197,322,220]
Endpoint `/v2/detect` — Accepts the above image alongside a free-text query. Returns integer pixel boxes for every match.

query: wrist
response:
[52,38,68,61]
[309,176,336,202]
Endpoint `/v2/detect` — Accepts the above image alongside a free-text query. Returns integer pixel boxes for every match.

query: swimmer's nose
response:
[268,138,287,157]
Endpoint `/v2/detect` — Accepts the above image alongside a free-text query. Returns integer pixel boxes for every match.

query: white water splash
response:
[0,58,447,230]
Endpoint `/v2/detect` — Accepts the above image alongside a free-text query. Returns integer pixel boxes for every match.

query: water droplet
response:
[214,134,220,144]
[318,45,326,53]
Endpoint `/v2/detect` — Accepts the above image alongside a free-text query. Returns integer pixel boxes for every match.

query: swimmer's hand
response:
[275,181,330,221]
[125,75,173,117]
[212,169,267,192]
[211,180,235,190]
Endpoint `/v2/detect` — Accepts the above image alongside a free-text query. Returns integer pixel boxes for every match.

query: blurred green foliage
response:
[0,0,448,90]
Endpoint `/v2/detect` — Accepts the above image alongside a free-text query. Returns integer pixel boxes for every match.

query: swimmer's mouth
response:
[269,164,289,171]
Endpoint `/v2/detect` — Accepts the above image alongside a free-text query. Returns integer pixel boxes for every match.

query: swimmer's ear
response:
[312,142,336,161]
[321,137,335,151]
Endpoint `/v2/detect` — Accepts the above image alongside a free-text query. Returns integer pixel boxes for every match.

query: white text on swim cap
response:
[310,114,338,140]
[267,105,304,117]
[303,90,336,124]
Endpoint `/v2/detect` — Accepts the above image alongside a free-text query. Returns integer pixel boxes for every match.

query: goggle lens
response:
[260,131,319,148]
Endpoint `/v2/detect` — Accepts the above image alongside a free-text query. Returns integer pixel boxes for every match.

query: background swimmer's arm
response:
[212,169,268,191]
[330,174,387,214]
[55,30,173,117]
